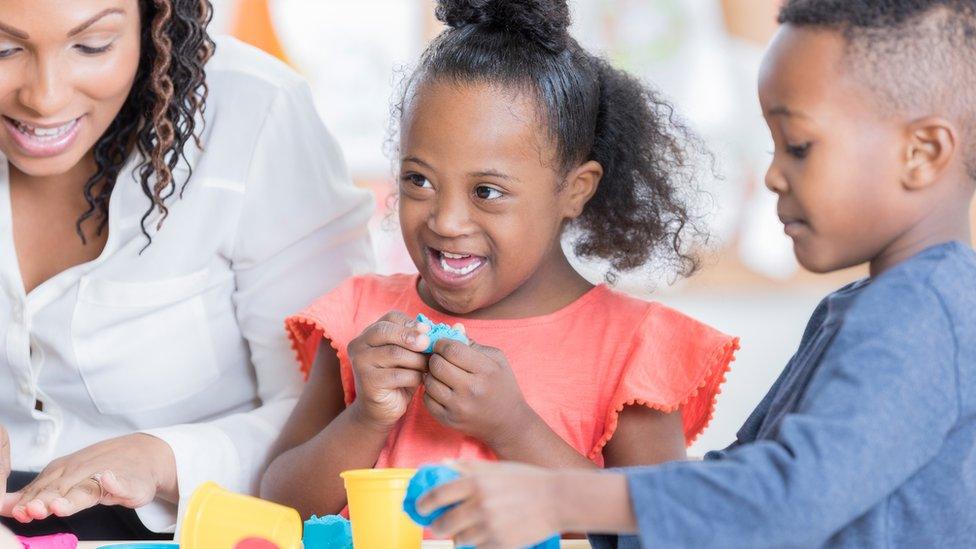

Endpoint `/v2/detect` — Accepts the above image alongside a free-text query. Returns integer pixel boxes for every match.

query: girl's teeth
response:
[441,251,470,259]
[440,255,482,275]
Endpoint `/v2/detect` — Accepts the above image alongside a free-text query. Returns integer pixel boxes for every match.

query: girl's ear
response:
[562,160,603,219]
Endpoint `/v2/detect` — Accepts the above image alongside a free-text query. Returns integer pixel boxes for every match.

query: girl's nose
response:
[427,192,474,238]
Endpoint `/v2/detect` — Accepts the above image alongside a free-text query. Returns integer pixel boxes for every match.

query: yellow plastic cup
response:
[341,468,422,549]
[179,482,303,549]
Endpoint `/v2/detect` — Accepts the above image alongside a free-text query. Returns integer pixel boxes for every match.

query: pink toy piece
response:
[15,533,78,549]
[234,538,280,549]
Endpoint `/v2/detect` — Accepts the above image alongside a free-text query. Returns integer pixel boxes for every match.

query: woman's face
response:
[0,0,141,178]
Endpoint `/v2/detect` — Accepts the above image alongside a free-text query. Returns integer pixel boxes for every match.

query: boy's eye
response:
[474,185,502,200]
[786,142,812,159]
[75,43,114,55]
[402,173,432,189]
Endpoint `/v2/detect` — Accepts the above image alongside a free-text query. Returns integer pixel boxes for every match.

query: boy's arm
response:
[596,280,959,548]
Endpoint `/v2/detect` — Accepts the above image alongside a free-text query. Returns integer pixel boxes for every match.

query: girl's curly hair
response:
[397,0,708,281]
[76,0,214,246]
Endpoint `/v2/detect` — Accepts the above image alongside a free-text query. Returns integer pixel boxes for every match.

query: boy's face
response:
[759,26,914,273]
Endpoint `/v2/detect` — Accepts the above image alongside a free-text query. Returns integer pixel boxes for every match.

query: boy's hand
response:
[347,311,431,430]
[423,340,532,448]
[419,461,561,549]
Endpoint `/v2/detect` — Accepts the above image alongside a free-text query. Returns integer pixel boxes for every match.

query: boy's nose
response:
[764,164,789,194]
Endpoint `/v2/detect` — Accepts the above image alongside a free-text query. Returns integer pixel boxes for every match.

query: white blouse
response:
[0,37,374,531]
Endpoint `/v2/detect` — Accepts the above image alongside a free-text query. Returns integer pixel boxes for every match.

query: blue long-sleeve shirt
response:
[592,241,976,548]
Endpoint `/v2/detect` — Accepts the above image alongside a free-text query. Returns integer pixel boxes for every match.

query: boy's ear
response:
[902,117,957,191]
[562,160,603,219]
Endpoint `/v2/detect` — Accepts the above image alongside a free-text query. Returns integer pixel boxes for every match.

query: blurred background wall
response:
[207,0,894,454]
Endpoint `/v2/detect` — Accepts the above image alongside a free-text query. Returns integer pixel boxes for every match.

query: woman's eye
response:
[786,142,812,159]
[474,186,503,200]
[402,173,432,189]
[75,43,113,55]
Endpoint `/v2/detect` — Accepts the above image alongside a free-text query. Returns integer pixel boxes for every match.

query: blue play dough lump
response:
[404,465,461,526]
[403,465,560,549]
[416,313,469,353]
[303,514,352,549]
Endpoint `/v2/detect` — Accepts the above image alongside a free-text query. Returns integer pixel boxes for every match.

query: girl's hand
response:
[423,340,532,449]
[347,311,431,430]
[419,461,562,549]
[0,433,176,521]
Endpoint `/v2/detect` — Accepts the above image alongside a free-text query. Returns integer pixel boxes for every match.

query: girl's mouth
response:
[2,115,83,158]
[425,247,488,287]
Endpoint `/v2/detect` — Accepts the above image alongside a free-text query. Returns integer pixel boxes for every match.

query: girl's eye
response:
[402,173,432,189]
[474,185,502,200]
[75,43,113,55]
[786,142,812,159]
[0,47,21,59]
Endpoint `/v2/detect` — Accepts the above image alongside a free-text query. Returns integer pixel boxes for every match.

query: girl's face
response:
[398,81,590,316]
[0,0,141,178]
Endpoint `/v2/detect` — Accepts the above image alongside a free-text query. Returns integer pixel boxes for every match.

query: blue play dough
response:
[416,313,470,353]
[403,465,560,549]
[303,514,353,549]
[404,465,462,526]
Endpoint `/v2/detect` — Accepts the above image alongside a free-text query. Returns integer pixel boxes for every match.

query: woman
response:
[0,0,373,540]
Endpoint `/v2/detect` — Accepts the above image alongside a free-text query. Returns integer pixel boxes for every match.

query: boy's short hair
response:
[779,1,976,180]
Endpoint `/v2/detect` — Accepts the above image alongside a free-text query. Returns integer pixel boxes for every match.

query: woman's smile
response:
[2,114,85,158]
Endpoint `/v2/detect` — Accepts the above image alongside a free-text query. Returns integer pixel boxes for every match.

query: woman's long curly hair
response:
[76,0,215,246]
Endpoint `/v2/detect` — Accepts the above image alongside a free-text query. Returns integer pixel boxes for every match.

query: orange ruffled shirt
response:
[286,274,739,468]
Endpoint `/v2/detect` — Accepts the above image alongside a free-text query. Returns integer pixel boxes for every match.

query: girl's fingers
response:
[423,392,449,422]
[364,318,430,352]
[423,369,455,403]
[372,344,430,372]
[417,477,473,516]
[382,368,424,391]
[427,353,467,389]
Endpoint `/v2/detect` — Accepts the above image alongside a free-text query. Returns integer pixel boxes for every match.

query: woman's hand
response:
[419,461,563,549]
[0,425,9,509]
[0,433,176,522]
[347,311,431,430]
[422,340,533,450]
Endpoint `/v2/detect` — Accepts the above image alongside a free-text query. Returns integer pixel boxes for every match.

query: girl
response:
[261,0,738,519]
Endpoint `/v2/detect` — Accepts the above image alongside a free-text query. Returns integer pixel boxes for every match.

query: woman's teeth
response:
[13,119,77,140]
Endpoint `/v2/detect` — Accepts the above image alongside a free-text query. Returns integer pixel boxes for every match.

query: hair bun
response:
[435,0,572,53]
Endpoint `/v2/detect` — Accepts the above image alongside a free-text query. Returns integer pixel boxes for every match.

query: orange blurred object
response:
[228,0,293,66]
